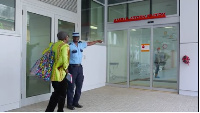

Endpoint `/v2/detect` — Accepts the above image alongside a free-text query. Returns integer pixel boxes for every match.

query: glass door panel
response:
[129,28,151,87]
[26,12,51,97]
[153,25,178,89]
[107,30,128,85]
[58,19,75,42]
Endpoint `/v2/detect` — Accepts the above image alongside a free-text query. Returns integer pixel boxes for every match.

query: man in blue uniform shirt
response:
[67,32,102,110]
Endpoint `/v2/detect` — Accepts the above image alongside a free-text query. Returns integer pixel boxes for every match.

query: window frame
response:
[0,0,21,36]
[93,0,105,6]
[107,0,143,6]
[54,14,78,43]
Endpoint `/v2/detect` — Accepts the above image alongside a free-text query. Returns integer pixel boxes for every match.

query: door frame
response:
[20,0,80,107]
[21,5,55,107]
[21,4,79,107]
[128,25,153,90]
[129,23,179,92]
[106,18,180,92]
[106,28,129,88]
[150,23,180,92]
[54,14,78,42]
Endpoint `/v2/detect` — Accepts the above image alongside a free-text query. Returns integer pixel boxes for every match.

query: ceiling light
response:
[131,29,136,31]
[165,27,173,28]
[90,26,98,29]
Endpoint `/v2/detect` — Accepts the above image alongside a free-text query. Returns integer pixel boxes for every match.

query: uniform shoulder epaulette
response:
[78,41,82,43]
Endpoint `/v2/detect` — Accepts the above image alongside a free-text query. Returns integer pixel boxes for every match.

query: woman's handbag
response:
[30,44,55,81]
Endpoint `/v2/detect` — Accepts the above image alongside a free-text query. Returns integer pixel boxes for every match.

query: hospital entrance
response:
[106,23,179,92]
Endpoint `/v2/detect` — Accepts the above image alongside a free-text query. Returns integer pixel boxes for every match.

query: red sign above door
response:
[114,13,166,23]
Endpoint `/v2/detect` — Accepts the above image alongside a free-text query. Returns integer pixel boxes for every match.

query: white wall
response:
[0,0,82,111]
[81,45,106,91]
[180,0,198,43]
[179,0,198,96]
[0,35,21,111]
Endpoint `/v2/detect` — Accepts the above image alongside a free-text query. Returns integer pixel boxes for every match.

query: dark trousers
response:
[45,78,68,112]
[155,63,159,75]
[67,65,84,106]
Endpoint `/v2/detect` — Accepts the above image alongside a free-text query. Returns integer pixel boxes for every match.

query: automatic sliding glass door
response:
[129,27,151,87]
[129,24,178,90]
[107,24,179,91]
[152,25,178,90]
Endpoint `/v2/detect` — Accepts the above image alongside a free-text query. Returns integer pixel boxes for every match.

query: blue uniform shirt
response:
[69,41,87,64]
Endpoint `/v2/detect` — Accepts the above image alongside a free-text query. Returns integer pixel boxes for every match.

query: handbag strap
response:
[50,43,54,50]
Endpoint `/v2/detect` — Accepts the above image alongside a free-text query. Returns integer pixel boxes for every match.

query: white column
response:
[179,0,198,96]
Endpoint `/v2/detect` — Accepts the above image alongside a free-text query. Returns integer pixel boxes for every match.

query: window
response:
[81,0,104,42]
[108,4,127,22]
[108,0,178,22]
[128,0,150,18]
[58,20,75,43]
[152,0,177,15]
[0,0,15,31]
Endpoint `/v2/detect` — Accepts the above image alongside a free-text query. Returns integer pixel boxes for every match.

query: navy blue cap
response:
[72,32,80,37]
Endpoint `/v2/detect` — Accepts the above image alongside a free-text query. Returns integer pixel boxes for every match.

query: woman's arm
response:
[62,45,70,72]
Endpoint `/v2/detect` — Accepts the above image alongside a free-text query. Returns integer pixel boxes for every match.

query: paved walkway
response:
[10,86,198,112]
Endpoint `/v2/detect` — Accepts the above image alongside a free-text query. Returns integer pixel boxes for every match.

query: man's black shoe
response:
[57,110,64,112]
[67,105,75,110]
[73,104,83,108]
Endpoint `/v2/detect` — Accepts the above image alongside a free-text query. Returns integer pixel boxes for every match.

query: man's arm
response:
[87,40,103,46]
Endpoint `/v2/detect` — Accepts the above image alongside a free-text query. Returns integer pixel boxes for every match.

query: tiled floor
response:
[9,86,198,112]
